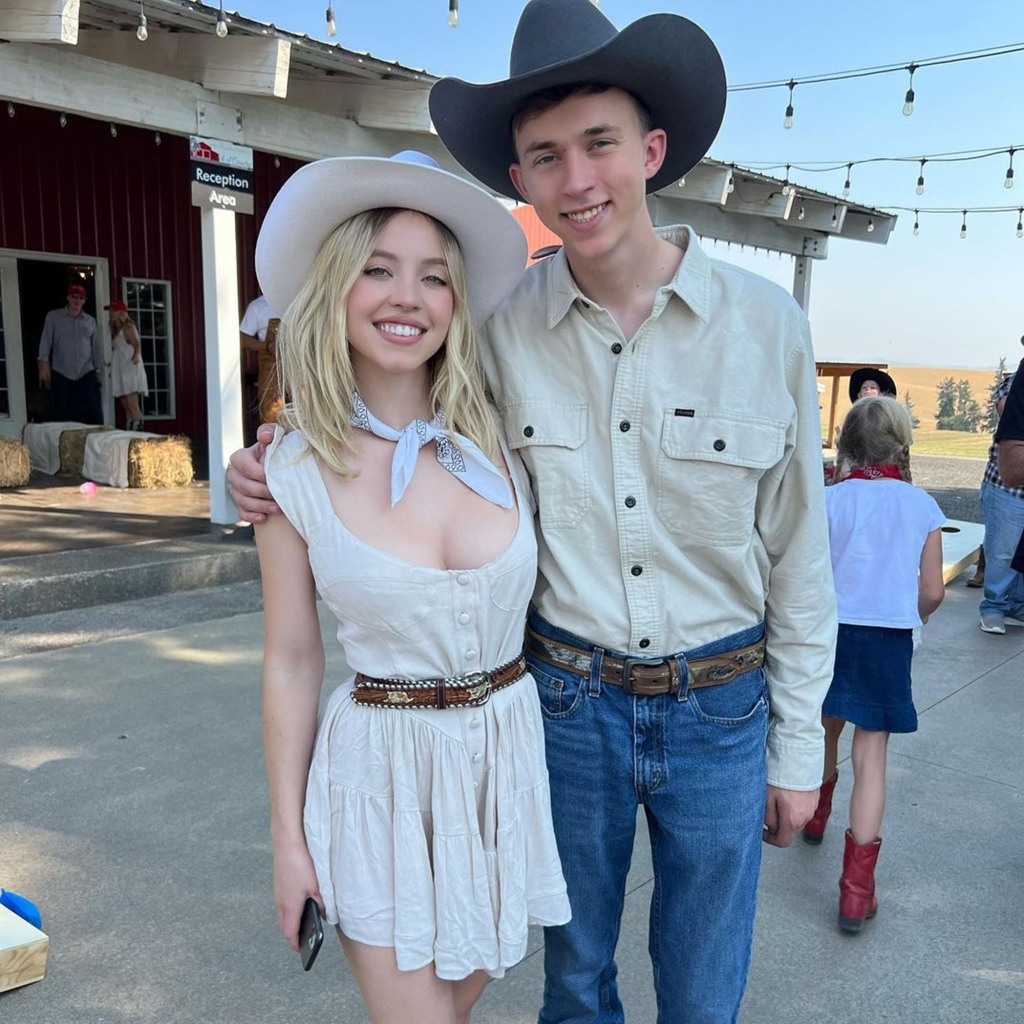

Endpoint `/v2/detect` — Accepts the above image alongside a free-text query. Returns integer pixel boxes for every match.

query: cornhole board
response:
[940,519,985,585]
[0,903,48,993]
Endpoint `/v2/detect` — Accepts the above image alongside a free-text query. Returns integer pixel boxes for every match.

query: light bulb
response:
[6,102,14,118]
[960,212,967,239]
[325,5,337,36]
[726,173,735,194]
[842,179,851,199]
[137,15,148,41]
[110,122,118,138]
[913,210,920,235]
[798,203,805,221]
[216,3,228,38]
[783,105,794,130]
[59,112,67,128]
[915,177,925,196]
[448,0,458,27]
[830,207,838,228]
[867,218,875,233]
[155,132,162,146]
[1017,222,1023,239]
[1005,167,1014,189]
[902,89,914,116]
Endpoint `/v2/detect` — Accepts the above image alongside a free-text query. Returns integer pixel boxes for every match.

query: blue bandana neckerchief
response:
[350,392,513,509]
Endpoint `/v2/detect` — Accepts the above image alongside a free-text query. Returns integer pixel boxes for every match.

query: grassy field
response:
[819,363,1003,460]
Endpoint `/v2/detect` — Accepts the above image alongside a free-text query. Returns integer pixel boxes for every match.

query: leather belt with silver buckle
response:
[351,654,527,709]
[525,627,765,696]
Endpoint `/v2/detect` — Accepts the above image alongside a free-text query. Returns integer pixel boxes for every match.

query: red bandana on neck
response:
[843,464,902,481]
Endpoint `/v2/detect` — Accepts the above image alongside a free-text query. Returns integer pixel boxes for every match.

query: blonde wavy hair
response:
[276,208,497,476]
[836,395,913,470]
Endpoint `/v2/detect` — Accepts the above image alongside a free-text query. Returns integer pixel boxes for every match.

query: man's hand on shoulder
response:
[762,785,818,848]
[227,423,278,523]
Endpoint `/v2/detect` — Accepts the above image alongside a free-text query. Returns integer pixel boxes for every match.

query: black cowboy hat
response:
[849,367,897,402]
[428,0,726,200]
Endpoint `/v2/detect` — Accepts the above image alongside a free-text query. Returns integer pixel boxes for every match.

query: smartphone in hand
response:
[298,897,324,971]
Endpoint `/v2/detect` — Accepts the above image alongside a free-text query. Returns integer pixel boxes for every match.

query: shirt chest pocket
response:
[656,411,786,546]
[502,402,590,529]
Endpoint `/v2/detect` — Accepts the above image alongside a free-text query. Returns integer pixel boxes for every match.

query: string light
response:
[842,163,852,199]
[1005,148,1015,189]
[797,200,806,220]
[216,1,228,38]
[913,209,920,235]
[726,166,735,194]
[783,80,796,129]
[273,155,281,168]
[136,1,148,41]
[155,132,162,146]
[916,158,926,195]
[831,204,838,228]
[902,63,916,115]
[59,112,67,128]
[781,163,792,197]
[6,102,14,118]
[1017,208,1023,238]
[448,0,459,27]
[959,210,968,238]
[110,123,118,138]
[867,217,875,233]
[325,5,336,37]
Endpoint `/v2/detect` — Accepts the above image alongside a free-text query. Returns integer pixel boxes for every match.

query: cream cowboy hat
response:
[428,0,727,199]
[255,151,527,325]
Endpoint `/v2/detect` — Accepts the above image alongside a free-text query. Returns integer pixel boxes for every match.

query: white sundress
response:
[264,426,570,981]
[110,328,149,398]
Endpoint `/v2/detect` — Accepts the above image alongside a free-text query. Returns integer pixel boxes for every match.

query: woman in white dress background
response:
[253,152,569,1024]
[105,300,148,430]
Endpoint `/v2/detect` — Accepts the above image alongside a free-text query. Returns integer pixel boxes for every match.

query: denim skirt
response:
[822,623,917,733]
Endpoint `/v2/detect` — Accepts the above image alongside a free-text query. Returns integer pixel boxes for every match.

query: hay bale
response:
[127,435,194,488]
[0,438,31,488]
[58,426,113,476]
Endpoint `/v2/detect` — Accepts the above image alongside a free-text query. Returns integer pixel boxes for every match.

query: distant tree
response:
[935,377,957,424]
[902,389,921,428]
[937,378,983,432]
[985,357,1008,431]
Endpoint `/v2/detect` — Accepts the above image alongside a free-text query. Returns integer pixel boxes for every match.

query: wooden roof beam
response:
[288,78,431,133]
[193,36,291,99]
[0,0,79,44]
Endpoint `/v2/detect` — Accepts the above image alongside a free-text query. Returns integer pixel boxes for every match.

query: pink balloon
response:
[79,481,97,495]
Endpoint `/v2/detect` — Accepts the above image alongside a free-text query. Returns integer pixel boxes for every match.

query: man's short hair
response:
[510,83,654,143]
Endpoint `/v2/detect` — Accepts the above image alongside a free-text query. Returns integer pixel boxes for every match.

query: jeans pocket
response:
[687,667,769,726]
[527,656,588,720]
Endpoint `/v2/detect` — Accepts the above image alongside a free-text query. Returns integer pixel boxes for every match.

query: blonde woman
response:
[104,300,148,429]
[253,152,569,1024]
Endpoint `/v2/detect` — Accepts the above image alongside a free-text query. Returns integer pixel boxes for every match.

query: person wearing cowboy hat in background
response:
[839,367,914,484]
[253,150,569,1023]
[37,282,103,424]
[229,2,836,1021]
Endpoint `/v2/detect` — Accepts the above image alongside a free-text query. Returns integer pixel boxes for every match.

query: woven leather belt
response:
[352,654,527,709]
[525,627,765,696]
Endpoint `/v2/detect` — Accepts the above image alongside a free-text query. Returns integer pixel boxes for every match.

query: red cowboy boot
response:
[802,770,839,845]
[838,829,882,933]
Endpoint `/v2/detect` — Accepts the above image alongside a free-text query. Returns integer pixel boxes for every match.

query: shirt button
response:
[713,438,726,451]
[631,564,643,577]
[465,649,477,660]
[472,752,482,763]
[457,573,470,586]
[639,638,651,649]
[523,425,534,438]
[619,420,631,433]
[624,496,636,508]
[458,612,471,624]
[611,342,623,354]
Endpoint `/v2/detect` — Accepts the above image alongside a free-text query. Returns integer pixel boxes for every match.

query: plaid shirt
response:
[984,373,1024,498]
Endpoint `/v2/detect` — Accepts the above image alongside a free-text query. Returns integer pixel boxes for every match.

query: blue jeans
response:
[528,612,769,1024]
[980,480,1024,618]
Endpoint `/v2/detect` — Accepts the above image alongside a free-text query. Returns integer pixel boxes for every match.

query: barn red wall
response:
[0,104,304,438]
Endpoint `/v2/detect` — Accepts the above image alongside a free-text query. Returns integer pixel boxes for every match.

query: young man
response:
[229,3,836,1021]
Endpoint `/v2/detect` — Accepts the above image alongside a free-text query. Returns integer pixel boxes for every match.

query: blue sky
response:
[237,1,1024,370]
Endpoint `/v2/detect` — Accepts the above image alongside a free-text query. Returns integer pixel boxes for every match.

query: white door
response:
[0,257,26,438]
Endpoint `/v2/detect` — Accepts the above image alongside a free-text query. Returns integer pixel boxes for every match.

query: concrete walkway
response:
[1,575,1021,1023]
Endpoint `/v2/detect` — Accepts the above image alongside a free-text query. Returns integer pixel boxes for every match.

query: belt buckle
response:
[461,670,492,704]
[620,657,669,695]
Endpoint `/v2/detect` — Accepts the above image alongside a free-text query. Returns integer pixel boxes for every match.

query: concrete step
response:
[0,579,265,658]
[0,531,261,621]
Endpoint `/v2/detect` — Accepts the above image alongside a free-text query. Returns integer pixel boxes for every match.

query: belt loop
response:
[589,647,604,696]
[674,654,691,702]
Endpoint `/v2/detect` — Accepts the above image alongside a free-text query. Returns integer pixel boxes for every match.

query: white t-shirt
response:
[239,295,278,342]
[825,479,945,628]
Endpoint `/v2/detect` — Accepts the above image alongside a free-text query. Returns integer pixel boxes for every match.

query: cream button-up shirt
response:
[480,225,837,790]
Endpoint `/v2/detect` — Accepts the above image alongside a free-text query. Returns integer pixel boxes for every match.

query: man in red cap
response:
[37,282,103,423]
